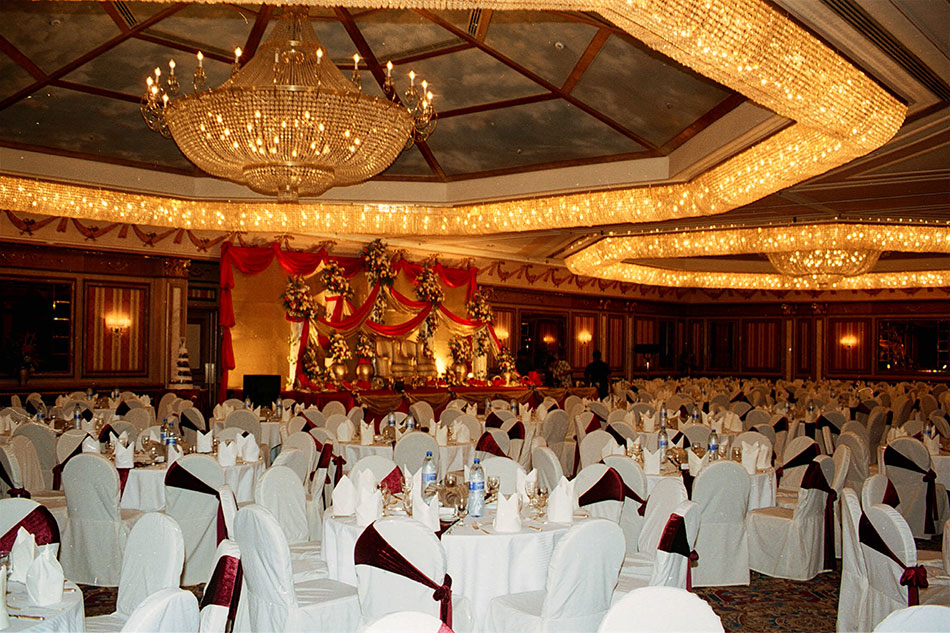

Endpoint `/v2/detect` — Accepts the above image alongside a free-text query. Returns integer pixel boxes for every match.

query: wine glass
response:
[487,476,500,501]
[445,473,458,489]
[535,486,549,516]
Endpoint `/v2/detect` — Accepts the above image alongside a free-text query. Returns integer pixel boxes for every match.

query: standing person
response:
[585,350,610,399]
[550,353,573,388]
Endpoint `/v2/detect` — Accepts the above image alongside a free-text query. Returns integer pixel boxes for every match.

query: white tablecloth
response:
[212,420,283,451]
[119,460,263,511]
[4,581,84,632]
[645,464,776,512]
[339,442,475,479]
[323,509,570,628]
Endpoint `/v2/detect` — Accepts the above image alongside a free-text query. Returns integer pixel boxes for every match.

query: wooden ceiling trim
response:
[474,9,493,41]
[50,79,140,105]
[0,3,188,112]
[438,93,558,120]
[0,34,47,81]
[242,5,276,62]
[132,32,233,65]
[560,28,611,94]
[658,92,748,154]
[100,2,132,33]
[415,8,661,154]
[392,42,474,67]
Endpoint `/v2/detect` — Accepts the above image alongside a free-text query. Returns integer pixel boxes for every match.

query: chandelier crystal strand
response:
[766,249,882,286]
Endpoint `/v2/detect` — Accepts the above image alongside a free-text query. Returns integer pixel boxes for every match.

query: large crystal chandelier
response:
[766,249,881,286]
[140,7,435,202]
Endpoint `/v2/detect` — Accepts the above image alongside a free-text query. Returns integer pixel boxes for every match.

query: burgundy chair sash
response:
[858,513,928,606]
[303,419,318,433]
[883,446,939,534]
[475,432,506,457]
[800,461,836,571]
[381,466,404,495]
[801,421,817,439]
[506,421,525,441]
[775,443,820,478]
[200,554,243,627]
[851,402,873,418]
[0,505,60,551]
[592,407,608,423]
[657,513,699,590]
[577,467,625,507]
[97,424,117,443]
[883,479,901,508]
[670,432,690,449]
[0,459,30,498]
[115,401,131,416]
[815,415,835,432]
[165,462,227,545]
[772,417,789,434]
[52,440,86,490]
[679,405,690,420]
[25,400,39,416]
[81,408,94,422]
[117,468,132,495]
[585,418,603,434]
[179,414,200,433]
[354,523,454,627]
[731,393,749,404]
[605,424,626,447]
[485,412,504,429]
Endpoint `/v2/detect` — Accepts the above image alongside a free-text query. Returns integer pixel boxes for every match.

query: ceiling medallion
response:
[140,7,435,202]
[565,222,950,290]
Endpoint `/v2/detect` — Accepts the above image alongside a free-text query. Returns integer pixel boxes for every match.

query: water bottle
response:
[808,403,815,420]
[421,451,437,502]
[166,430,178,461]
[924,422,933,439]
[276,400,282,418]
[707,429,719,461]
[86,387,93,400]
[73,409,81,430]
[406,414,415,432]
[660,406,668,429]
[160,417,168,444]
[658,426,669,463]
[388,409,396,426]
[510,400,517,415]
[691,407,700,424]
[37,411,44,423]
[467,458,485,517]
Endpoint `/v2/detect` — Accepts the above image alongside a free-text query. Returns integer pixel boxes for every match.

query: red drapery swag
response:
[219,242,492,401]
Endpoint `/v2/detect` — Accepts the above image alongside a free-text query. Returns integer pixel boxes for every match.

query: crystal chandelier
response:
[766,249,882,286]
[140,7,436,203]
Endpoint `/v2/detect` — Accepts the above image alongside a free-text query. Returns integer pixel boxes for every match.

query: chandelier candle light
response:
[140,7,436,202]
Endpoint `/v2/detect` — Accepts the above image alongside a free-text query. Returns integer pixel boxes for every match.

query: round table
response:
[339,441,475,479]
[3,580,84,632]
[644,463,776,512]
[323,508,572,628]
[119,459,263,512]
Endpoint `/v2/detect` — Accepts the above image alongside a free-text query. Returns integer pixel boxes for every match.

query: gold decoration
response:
[766,249,881,286]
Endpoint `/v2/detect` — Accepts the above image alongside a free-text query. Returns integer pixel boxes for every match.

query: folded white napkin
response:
[281,408,291,422]
[114,442,134,469]
[641,413,656,433]
[453,422,471,444]
[141,395,151,406]
[117,430,129,447]
[624,411,636,427]
[360,421,374,446]
[331,475,357,516]
[436,424,448,446]
[888,427,908,442]
[600,439,624,460]
[725,412,743,434]
[196,430,213,453]
[548,476,574,524]
[493,494,522,533]
[81,418,97,435]
[627,436,641,453]
[252,406,261,417]
[167,443,183,467]
[81,435,100,454]
[337,420,355,442]
[413,496,441,532]
[466,404,477,417]
[643,447,661,475]
[241,436,260,463]
[10,527,35,583]
[517,468,538,506]
[688,448,709,477]
[741,441,759,475]
[217,441,236,468]
[355,470,381,527]
[924,434,941,456]
[25,546,64,607]
[757,442,772,469]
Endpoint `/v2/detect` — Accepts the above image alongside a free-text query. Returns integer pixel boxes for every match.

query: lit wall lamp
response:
[542,334,555,345]
[577,331,592,344]
[105,313,132,338]
[839,334,858,350]
[496,328,509,342]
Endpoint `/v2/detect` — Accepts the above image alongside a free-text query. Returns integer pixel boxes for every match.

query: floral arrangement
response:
[328,332,351,363]
[361,239,395,287]
[414,263,444,305]
[320,261,352,300]
[416,313,438,346]
[449,335,472,364]
[354,332,375,361]
[466,288,493,324]
[497,347,516,373]
[472,331,488,357]
[282,276,316,320]
[552,358,573,387]
[302,345,327,386]
[421,341,435,360]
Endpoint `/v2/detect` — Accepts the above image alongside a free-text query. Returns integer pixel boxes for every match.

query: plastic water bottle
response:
[160,417,168,444]
[276,400,282,418]
[73,409,81,430]
[808,403,815,420]
[406,414,415,432]
[510,400,518,415]
[708,430,719,461]
[37,411,44,423]
[691,407,700,424]
[166,430,178,461]
[924,422,933,439]
[658,426,669,463]
[421,451,438,502]
[659,406,668,429]
[468,458,485,517]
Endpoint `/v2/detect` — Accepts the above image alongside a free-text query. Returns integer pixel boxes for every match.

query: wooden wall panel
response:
[572,313,596,368]
[493,308,515,350]
[607,315,625,371]
[796,318,813,378]
[84,283,148,375]
[743,319,781,373]
[828,319,871,373]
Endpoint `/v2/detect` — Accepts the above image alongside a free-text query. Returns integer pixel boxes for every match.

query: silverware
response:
[12,614,45,621]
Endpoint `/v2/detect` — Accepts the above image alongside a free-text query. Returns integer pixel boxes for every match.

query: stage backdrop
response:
[229,262,291,389]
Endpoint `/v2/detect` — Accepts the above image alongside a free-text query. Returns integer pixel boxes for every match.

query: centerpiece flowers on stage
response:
[327,332,352,385]
[467,288,494,380]
[283,275,319,390]
[354,332,376,384]
[362,238,395,324]
[497,347,517,386]
[448,335,472,384]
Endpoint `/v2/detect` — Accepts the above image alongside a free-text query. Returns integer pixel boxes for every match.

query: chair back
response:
[574,464,624,523]
[283,431,317,471]
[363,611,445,633]
[779,436,819,491]
[481,456,525,495]
[272,448,310,485]
[650,500,700,588]
[604,456,648,555]
[682,424,711,448]
[222,399,245,410]
[165,454,226,585]
[182,407,207,433]
[234,505,298,631]
[580,430,616,469]
[532,446,564,492]
[744,409,771,429]
[831,444,852,493]
[9,435,44,493]
[874,605,950,633]
[12,423,56,490]
[64,453,121,521]
[862,473,897,510]
[350,455,401,487]
[837,488,869,633]
[837,431,869,492]
[322,400,347,418]
[861,504,920,628]
[257,466,309,545]
[453,414,482,441]
[224,410,261,440]
[0,497,59,550]
[347,406,365,426]
[541,410,570,444]
[841,421,869,446]
[302,409,326,427]
[439,408,462,426]
[639,478,689,554]
[867,406,889,452]
[199,539,243,633]
[326,413,350,438]
[598,586,723,632]
[120,588,199,633]
[691,460,751,587]
[409,401,434,428]
[116,512,185,617]
[125,407,153,433]
[394,432,439,475]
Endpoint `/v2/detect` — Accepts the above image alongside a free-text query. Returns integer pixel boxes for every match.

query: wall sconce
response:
[105,313,132,337]
[839,334,858,350]
[542,334,555,345]
[577,331,592,344]
[496,328,509,342]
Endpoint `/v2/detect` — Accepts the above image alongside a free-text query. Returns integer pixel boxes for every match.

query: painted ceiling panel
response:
[0,55,35,103]
[380,144,432,177]
[355,9,463,62]
[140,3,254,55]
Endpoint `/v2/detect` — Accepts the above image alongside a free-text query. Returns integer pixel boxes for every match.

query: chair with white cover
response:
[861,504,950,630]
[574,464,625,523]
[541,409,573,475]
[682,424,712,449]
[325,413,350,438]
[199,539,243,633]
[622,477,690,579]
[0,497,60,560]
[499,416,528,462]
[747,459,832,581]
[691,461,751,587]
[283,431,317,471]
[302,409,326,428]
[599,586,723,633]
[837,430,870,493]
[532,446,564,492]
[580,430,617,469]
[863,473,900,511]
[394,432,439,474]
[409,401,435,429]
[745,409,771,430]
[838,488,869,633]
[85,512,185,632]
[224,409,261,442]
[484,519,625,633]
[868,407,890,453]
[453,413,481,440]
[354,517,474,632]
[614,500,701,595]
[124,408,153,434]
[322,400,347,418]
[777,436,820,494]
[364,611,447,633]
[842,421,870,447]
[61,453,142,586]
[8,435,47,495]
[234,505,360,632]
[180,408,207,446]
[164,454,227,585]
[440,408,463,426]
[216,427,245,444]
[735,431,772,461]
[883,437,948,538]
[476,428,510,461]
[120,588,199,633]
[12,422,57,490]
[481,456,525,496]
[273,448,310,485]
[347,406,365,426]
[603,456,648,554]
[874,605,950,632]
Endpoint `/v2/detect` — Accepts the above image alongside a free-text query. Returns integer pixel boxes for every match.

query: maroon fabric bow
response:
[882,479,901,508]
[354,523,454,627]
[883,445,939,534]
[657,513,698,590]
[775,443,820,478]
[585,418,603,434]
[506,421,525,441]
[97,424,117,443]
[117,468,131,495]
[476,432,506,457]
[577,467,625,507]
[51,440,86,490]
[485,412,505,429]
[859,513,928,606]
[165,462,227,545]
[0,506,60,550]
[381,467,404,495]
[800,460,837,571]
[772,417,789,434]
[200,553,243,627]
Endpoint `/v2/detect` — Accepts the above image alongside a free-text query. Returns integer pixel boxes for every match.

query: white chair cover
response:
[61,453,141,586]
[224,410,261,441]
[164,454,226,585]
[124,408,152,434]
[541,410,573,475]
[347,406,365,426]
[603,456,648,554]
[257,466,311,545]
[302,409,326,428]
[409,401,434,429]
[500,417,526,463]
[615,500,701,594]
[364,611,446,633]
[532,446,564,492]
[884,437,949,538]
[777,436,820,493]
[12,423,57,490]
[682,424,712,449]
[9,435,45,494]
[198,539,242,633]
[838,431,870,493]
[273,448,310,485]
[394,432,439,474]
[120,588,199,633]
[481,456,525,496]
[838,488,870,633]
[873,605,950,632]
[484,519,625,633]
[692,461,751,587]
[322,400,347,418]
[580,430,616,470]
[574,464,623,523]
[599,586,723,632]
[325,413,350,438]
[350,455,401,486]
[233,505,360,633]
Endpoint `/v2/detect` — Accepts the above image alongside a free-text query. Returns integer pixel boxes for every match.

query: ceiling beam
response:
[242,4,275,61]
[416,9,661,154]
[133,32,233,64]
[100,2,131,33]
[393,42,474,67]
[438,93,558,120]
[0,3,188,112]
[658,92,747,154]
[50,79,140,104]
[0,35,47,81]
[560,28,610,94]
[335,7,446,180]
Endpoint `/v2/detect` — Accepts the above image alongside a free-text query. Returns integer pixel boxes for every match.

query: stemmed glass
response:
[486,476,500,502]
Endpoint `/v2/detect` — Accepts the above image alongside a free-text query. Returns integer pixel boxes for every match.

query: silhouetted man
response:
[584,350,610,399]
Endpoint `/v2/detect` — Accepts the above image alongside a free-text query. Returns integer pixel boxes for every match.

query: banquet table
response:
[212,419,283,453]
[644,463,777,511]
[119,459,263,511]
[3,580,84,633]
[323,509,572,628]
[339,441,474,479]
